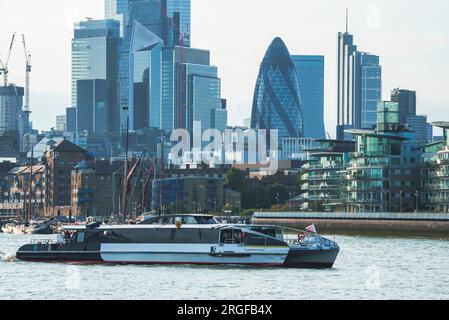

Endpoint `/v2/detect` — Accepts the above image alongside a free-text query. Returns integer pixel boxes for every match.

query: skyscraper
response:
[251,37,304,141]
[160,46,211,134]
[166,0,191,47]
[76,79,118,133]
[291,55,325,139]
[391,88,417,124]
[181,64,223,135]
[72,19,121,133]
[117,0,191,130]
[130,20,164,131]
[336,13,382,140]
[104,0,129,19]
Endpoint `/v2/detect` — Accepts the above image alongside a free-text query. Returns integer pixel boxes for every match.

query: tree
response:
[269,183,289,207]
[225,168,247,193]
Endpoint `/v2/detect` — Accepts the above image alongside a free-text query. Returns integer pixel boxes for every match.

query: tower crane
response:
[0,32,16,86]
[22,34,31,114]
[21,34,32,153]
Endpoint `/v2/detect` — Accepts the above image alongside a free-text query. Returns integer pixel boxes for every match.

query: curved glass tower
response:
[251,37,304,140]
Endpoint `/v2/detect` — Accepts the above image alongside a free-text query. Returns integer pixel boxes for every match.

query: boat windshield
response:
[144,215,219,225]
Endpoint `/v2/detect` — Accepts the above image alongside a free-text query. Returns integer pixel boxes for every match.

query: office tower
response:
[336,14,382,140]
[251,37,304,141]
[66,107,77,132]
[56,115,67,132]
[105,0,129,19]
[130,21,164,130]
[72,19,120,133]
[119,0,168,129]
[166,0,191,47]
[352,52,382,131]
[391,88,417,124]
[291,55,325,139]
[76,79,118,133]
[406,115,433,145]
[180,64,223,135]
[161,46,211,133]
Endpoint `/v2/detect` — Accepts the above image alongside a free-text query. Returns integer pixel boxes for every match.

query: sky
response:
[1,0,448,137]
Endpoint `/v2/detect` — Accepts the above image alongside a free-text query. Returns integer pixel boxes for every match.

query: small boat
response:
[16,214,340,268]
[1,223,16,234]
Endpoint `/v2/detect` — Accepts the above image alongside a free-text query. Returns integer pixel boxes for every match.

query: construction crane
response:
[0,32,17,86]
[21,34,32,153]
[22,34,31,114]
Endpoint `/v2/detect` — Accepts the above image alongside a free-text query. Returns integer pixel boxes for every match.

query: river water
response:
[1,233,448,300]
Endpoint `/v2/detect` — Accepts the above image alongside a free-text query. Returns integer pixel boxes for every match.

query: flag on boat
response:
[306,224,317,233]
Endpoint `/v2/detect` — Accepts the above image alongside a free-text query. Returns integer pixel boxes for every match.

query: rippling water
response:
[1,233,449,300]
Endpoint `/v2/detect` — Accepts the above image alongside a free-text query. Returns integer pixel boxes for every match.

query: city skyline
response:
[1,0,448,136]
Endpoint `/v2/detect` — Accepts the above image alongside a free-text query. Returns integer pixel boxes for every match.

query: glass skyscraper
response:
[352,52,382,131]
[130,20,164,130]
[71,19,120,133]
[251,37,304,141]
[182,64,223,135]
[104,0,129,19]
[166,0,191,47]
[76,79,117,133]
[291,55,325,139]
[336,27,382,140]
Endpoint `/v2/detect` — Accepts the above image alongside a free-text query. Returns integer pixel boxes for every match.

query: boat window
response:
[77,232,85,243]
[220,229,244,245]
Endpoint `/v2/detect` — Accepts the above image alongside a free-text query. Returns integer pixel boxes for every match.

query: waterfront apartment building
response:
[0,164,46,216]
[72,19,120,133]
[342,102,421,213]
[299,139,355,212]
[71,160,124,217]
[291,55,326,139]
[336,29,382,140]
[420,122,449,213]
[43,140,89,216]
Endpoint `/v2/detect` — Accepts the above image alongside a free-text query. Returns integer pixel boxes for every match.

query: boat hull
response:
[16,243,338,268]
[99,243,287,266]
[283,246,340,269]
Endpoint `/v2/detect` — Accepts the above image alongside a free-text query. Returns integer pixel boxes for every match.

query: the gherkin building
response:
[251,37,304,140]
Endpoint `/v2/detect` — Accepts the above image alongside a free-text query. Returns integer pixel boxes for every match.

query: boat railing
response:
[31,239,59,245]
[31,239,72,245]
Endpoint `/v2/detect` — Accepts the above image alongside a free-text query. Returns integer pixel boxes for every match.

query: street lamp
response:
[415,191,419,213]
[289,193,293,211]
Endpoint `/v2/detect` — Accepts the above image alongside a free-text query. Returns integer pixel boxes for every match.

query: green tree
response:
[269,184,289,207]
[225,168,247,193]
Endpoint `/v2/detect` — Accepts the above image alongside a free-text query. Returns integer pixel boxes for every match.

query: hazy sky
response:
[1,0,448,137]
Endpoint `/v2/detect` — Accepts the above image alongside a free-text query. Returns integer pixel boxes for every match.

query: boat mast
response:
[160,135,165,215]
[122,107,129,223]
[27,147,33,224]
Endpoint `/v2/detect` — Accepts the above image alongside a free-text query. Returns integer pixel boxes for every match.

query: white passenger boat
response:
[16,215,340,268]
